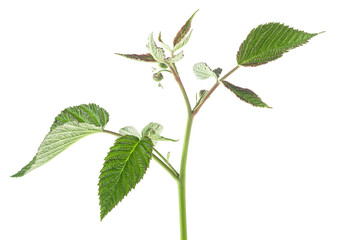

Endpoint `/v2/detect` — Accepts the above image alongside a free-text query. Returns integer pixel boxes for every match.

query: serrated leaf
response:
[141,122,177,144]
[51,103,109,131]
[169,51,184,63]
[222,81,270,108]
[12,122,104,177]
[237,22,320,66]
[193,62,218,80]
[119,126,141,138]
[12,103,109,177]
[158,32,172,52]
[173,30,192,52]
[173,10,198,46]
[115,53,156,62]
[99,135,153,220]
[148,33,166,62]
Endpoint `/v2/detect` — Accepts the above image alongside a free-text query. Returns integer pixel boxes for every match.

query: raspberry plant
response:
[12,10,322,240]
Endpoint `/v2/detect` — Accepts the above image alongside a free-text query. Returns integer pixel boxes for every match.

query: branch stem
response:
[153,148,179,180]
[192,65,240,117]
[152,153,179,181]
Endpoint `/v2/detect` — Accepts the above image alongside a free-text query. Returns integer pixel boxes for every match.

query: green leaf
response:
[119,126,141,138]
[173,30,192,52]
[173,10,198,46]
[222,81,271,108]
[99,135,153,220]
[115,53,156,62]
[237,22,320,66]
[148,33,166,62]
[12,103,109,177]
[193,62,218,80]
[12,122,104,177]
[142,122,177,144]
[51,103,109,131]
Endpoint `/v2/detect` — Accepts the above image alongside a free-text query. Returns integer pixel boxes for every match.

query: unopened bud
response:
[158,63,168,69]
[199,89,208,98]
[153,72,164,82]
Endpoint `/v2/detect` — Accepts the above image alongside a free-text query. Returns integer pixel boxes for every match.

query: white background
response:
[1,0,337,239]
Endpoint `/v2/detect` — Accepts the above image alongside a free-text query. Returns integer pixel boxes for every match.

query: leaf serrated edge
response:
[173,10,198,46]
[115,53,157,62]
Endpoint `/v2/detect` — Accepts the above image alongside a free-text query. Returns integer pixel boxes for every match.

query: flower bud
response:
[158,63,168,69]
[153,72,164,82]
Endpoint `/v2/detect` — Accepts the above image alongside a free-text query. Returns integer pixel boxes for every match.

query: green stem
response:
[178,113,194,240]
[192,65,240,117]
[169,63,193,240]
[152,154,179,181]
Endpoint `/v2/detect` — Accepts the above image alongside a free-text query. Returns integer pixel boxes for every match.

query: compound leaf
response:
[99,135,153,220]
[12,103,109,177]
[173,10,198,46]
[115,53,156,63]
[237,22,320,66]
[222,81,270,108]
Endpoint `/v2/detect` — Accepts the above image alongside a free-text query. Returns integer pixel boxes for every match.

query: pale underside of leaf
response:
[12,122,103,177]
[148,33,166,62]
[98,135,153,220]
[115,53,157,62]
[173,30,192,52]
[119,126,141,138]
[169,51,184,63]
[237,22,319,66]
[158,32,172,53]
[141,122,177,144]
[193,62,218,80]
[222,81,271,108]
[51,103,109,131]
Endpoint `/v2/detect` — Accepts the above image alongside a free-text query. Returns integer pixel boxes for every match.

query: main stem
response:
[178,112,193,240]
[169,63,193,240]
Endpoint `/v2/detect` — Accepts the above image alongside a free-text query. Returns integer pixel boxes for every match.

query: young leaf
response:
[142,122,177,144]
[237,22,320,66]
[119,126,141,138]
[222,81,271,108]
[99,135,153,220]
[173,10,198,46]
[158,32,172,52]
[173,30,193,52]
[115,53,156,62]
[193,62,218,80]
[12,122,104,177]
[12,103,109,177]
[148,33,166,62]
[169,51,184,63]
